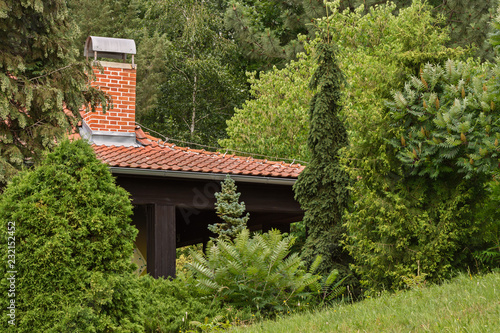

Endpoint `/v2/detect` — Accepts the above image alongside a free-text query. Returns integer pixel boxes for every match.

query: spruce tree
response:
[0,0,108,186]
[209,175,249,241]
[293,40,350,274]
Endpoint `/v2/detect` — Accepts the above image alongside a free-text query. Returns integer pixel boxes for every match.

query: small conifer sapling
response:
[208,175,249,241]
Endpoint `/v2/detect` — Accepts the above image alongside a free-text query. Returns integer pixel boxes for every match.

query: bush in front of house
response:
[138,275,227,332]
[0,140,143,332]
[187,229,343,317]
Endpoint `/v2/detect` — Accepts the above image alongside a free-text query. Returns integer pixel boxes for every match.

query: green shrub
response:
[187,229,334,316]
[387,59,500,179]
[0,140,143,332]
[138,275,225,333]
[474,177,500,269]
[344,59,500,292]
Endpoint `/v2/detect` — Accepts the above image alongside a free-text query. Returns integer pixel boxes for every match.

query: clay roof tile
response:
[91,129,305,179]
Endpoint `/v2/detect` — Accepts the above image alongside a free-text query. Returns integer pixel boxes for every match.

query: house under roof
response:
[79,36,305,278]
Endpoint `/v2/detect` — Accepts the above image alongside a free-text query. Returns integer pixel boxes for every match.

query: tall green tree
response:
[0,0,108,185]
[293,39,350,274]
[136,0,248,147]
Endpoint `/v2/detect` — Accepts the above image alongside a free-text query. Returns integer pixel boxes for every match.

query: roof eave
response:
[109,167,298,185]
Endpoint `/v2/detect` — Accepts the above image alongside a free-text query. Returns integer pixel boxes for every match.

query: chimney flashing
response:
[93,60,137,70]
[80,121,140,147]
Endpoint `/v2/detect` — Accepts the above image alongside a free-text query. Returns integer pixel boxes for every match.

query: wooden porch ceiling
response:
[116,173,304,278]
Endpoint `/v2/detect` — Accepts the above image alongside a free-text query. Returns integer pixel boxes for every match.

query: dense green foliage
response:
[344,58,500,291]
[388,60,500,179]
[220,50,315,162]
[0,0,108,185]
[138,275,225,333]
[67,0,140,48]
[430,0,497,60]
[0,140,142,332]
[224,0,497,70]
[474,178,500,268]
[293,41,350,274]
[321,0,481,291]
[224,0,463,162]
[135,0,248,147]
[208,175,250,241]
[187,229,325,315]
[225,0,326,69]
[331,0,461,181]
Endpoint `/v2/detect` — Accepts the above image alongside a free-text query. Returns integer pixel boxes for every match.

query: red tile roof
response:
[91,127,304,179]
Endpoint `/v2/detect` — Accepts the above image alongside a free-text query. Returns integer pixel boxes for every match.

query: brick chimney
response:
[80,36,138,147]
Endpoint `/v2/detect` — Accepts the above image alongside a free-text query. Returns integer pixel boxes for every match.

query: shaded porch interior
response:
[118,174,304,278]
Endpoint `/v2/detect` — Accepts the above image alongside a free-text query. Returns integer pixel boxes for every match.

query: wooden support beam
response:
[147,204,176,278]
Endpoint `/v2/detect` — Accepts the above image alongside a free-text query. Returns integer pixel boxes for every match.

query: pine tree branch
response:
[29,64,74,82]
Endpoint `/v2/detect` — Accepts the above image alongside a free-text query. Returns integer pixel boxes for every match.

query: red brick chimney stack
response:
[83,62,136,133]
[80,36,138,147]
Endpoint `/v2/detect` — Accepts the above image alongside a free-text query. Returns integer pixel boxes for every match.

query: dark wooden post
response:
[147,204,176,278]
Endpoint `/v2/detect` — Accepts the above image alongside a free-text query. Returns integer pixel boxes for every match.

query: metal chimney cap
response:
[84,36,136,67]
[85,36,136,56]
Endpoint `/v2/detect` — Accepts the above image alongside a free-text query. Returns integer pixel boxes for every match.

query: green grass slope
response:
[232,272,500,332]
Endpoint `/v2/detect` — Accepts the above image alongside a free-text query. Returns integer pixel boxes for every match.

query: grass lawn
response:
[231,272,500,332]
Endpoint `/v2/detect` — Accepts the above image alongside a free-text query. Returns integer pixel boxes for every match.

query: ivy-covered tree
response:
[0,0,108,186]
[293,39,350,274]
[0,140,142,332]
[208,175,249,241]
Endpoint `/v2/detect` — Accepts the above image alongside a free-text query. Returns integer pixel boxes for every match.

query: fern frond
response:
[187,261,215,280]
[324,269,339,288]
[309,255,323,274]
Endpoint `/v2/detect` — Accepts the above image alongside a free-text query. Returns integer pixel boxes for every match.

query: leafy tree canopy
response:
[220,46,315,162]
[223,0,496,69]
[135,0,248,147]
